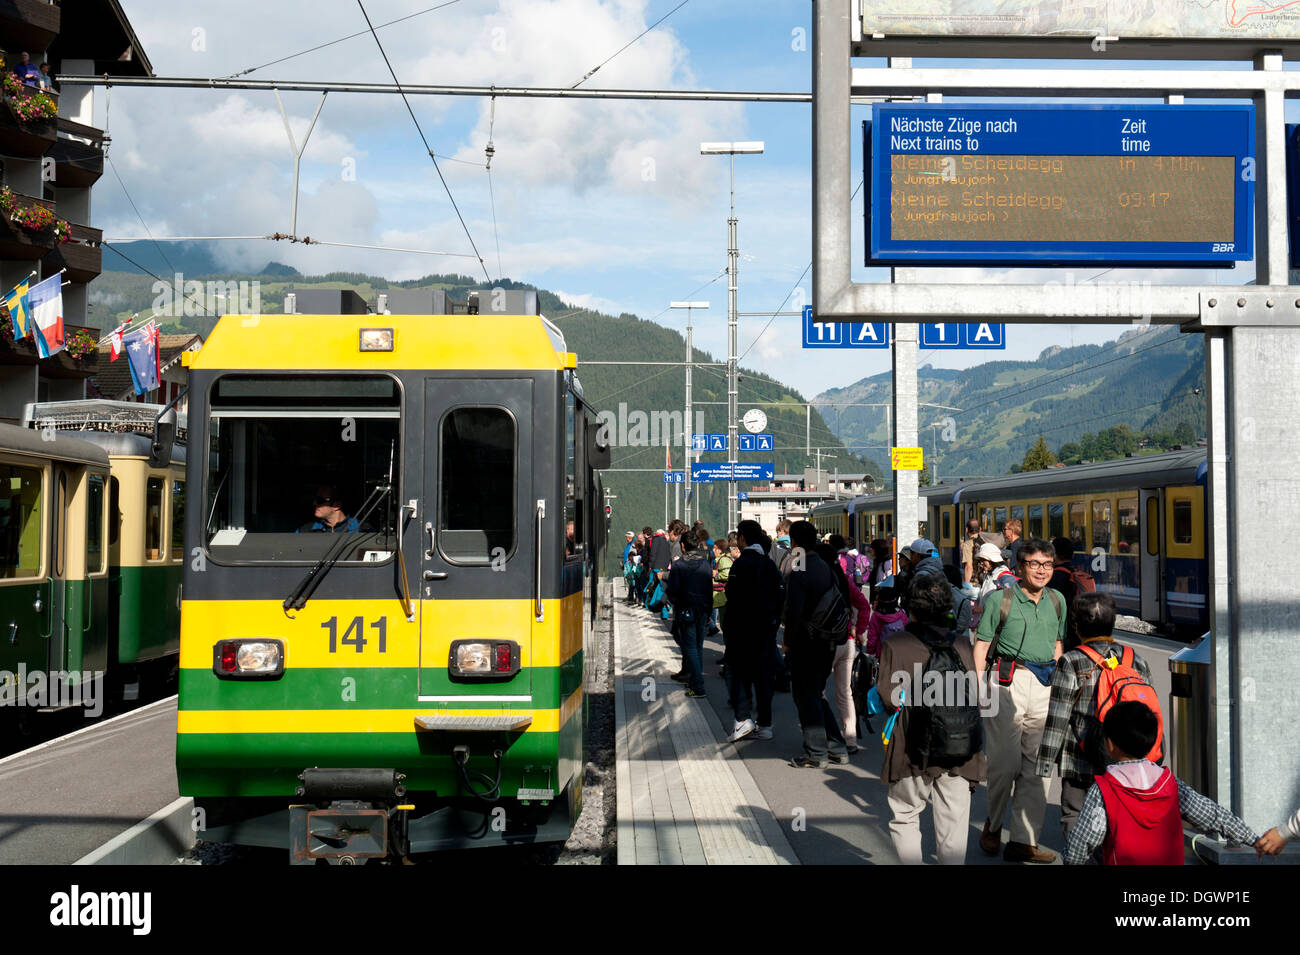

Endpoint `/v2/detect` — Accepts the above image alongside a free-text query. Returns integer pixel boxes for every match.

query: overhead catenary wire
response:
[226,0,464,78]
[105,154,175,275]
[355,0,491,283]
[571,0,692,88]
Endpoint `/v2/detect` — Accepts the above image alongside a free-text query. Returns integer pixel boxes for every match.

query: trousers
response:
[984,665,1052,846]
[887,773,974,865]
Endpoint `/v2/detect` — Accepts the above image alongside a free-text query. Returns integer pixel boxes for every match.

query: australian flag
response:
[123,322,161,394]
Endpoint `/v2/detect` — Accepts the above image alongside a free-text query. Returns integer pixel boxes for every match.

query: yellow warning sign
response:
[891,446,924,471]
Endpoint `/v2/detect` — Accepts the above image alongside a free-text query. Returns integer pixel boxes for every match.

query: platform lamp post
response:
[700,141,763,534]
[670,301,709,526]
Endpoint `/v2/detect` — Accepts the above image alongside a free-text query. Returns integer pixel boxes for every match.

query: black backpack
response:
[806,581,851,646]
[903,629,982,769]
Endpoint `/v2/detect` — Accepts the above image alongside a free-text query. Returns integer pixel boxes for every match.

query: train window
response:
[941,508,952,543]
[918,520,929,539]
[565,388,578,558]
[1048,502,1064,540]
[171,481,186,561]
[1092,499,1112,552]
[1068,501,1086,552]
[87,473,106,575]
[1028,503,1043,539]
[1173,498,1193,544]
[439,408,516,564]
[206,374,401,563]
[146,477,164,561]
[1117,497,1140,555]
[995,506,1007,528]
[1,464,44,579]
[1146,497,1159,555]
[1011,504,1024,527]
[981,507,993,532]
[56,472,68,576]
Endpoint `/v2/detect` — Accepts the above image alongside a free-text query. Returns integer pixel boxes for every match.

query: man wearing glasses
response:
[972,539,1066,864]
[299,486,361,533]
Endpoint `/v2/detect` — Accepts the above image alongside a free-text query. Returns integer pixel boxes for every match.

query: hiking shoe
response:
[685,688,707,698]
[789,755,829,769]
[728,719,756,742]
[846,744,861,755]
[979,820,1002,856]
[670,670,688,683]
[828,752,851,764]
[1003,841,1057,864]
[753,725,774,740]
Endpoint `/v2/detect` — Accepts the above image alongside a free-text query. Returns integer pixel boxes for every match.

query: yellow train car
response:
[177,293,608,861]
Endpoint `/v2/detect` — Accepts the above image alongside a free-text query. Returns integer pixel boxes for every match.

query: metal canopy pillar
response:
[812,0,1300,826]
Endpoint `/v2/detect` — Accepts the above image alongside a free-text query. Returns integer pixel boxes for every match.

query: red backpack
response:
[1077,644,1163,762]
[1069,568,1097,593]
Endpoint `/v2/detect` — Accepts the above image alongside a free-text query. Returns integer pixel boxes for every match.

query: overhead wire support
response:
[355,0,490,283]
[56,74,812,104]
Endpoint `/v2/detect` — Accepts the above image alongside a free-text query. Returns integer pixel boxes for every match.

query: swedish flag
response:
[3,277,31,340]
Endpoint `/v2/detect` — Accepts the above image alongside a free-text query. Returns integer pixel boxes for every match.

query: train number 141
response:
[321,616,387,653]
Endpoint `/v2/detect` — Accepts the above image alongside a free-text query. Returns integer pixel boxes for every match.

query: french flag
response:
[27,275,63,358]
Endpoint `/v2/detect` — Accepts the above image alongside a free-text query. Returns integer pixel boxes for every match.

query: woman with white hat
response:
[970,542,1017,640]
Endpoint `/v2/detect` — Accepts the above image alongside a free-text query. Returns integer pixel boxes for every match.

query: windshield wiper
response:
[283,441,398,616]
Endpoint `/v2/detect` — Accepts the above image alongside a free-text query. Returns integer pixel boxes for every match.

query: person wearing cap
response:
[972,538,1067,864]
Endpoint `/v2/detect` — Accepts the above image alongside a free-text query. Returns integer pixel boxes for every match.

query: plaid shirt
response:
[1035,640,1152,785]
[1064,762,1260,865]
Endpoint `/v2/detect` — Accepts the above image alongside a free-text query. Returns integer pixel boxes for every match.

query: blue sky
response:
[95,1,1272,397]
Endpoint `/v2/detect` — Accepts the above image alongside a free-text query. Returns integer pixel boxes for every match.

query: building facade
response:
[0,0,151,421]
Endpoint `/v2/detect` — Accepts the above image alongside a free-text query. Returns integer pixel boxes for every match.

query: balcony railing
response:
[0,1,61,53]
[49,117,103,187]
[0,191,59,259]
[44,221,100,283]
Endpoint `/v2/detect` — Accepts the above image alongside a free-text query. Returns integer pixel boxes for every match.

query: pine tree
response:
[1020,435,1058,471]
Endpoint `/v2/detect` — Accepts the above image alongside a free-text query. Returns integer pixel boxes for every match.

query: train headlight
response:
[449,640,521,681]
[359,328,394,351]
[213,639,285,679]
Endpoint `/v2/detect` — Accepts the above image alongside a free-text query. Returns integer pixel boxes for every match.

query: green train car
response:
[178,296,609,862]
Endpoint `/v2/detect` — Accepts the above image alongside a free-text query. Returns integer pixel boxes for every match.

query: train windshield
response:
[204,375,400,563]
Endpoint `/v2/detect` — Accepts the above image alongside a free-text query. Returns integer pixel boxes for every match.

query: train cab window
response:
[87,473,106,575]
[1091,499,1112,552]
[1172,498,1193,544]
[1117,497,1140,555]
[171,480,186,561]
[146,477,164,561]
[1,465,44,579]
[1068,501,1086,553]
[205,375,401,563]
[1048,503,1064,541]
[439,408,516,564]
[1028,504,1043,539]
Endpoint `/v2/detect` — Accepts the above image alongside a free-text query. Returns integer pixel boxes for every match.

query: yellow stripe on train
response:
[190,314,569,372]
[179,595,583,670]
[177,687,582,735]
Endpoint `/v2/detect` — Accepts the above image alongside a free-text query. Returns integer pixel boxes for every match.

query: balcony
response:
[49,117,103,188]
[0,85,55,158]
[0,1,60,54]
[43,222,100,283]
[0,191,57,259]
[0,323,95,379]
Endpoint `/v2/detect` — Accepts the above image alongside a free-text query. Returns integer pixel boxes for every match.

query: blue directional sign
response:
[868,103,1254,265]
[691,434,707,452]
[707,433,727,452]
[737,492,748,501]
[920,322,1006,349]
[756,434,773,451]
[802,306,890,349]
[692,463,776,483]
[662,471,684,484]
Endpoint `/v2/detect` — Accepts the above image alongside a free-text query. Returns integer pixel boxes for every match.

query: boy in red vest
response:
[1064,702,1263,864]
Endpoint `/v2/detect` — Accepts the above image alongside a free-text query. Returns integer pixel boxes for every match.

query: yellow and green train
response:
[177,296,608,862]
[0,410,185,734]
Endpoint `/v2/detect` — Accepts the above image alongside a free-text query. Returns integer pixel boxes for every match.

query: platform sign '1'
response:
[868,104,1254,266]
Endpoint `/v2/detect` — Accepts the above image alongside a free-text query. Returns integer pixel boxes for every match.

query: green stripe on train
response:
[177,653,583,710]
[116,564,181,664]
[178,728,569,796]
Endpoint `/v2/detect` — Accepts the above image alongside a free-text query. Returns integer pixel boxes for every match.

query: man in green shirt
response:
[973,539,1065,864]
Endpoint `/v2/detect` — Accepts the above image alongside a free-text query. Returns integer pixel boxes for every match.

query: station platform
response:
[612,589,1266,866]
[0,697,184,864]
